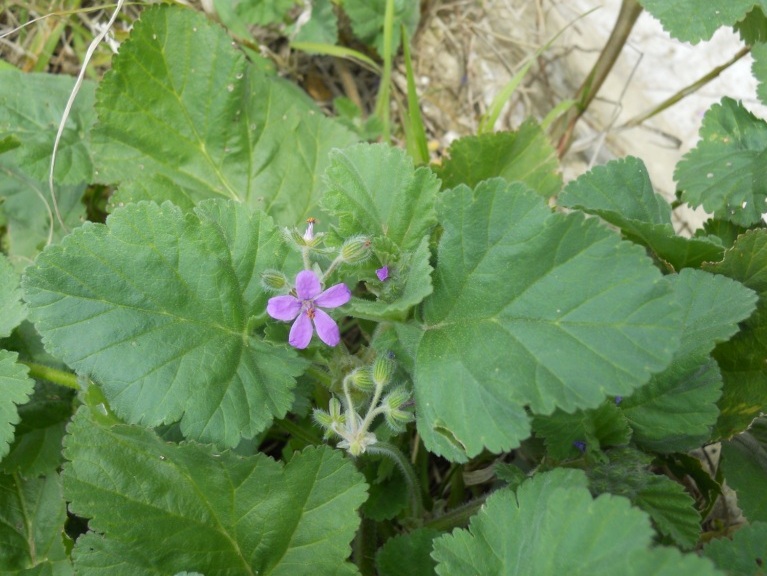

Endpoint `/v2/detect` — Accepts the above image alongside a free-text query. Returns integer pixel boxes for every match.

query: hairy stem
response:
[423,494,489,532]
[549,0,643,157]
[21,361,80,390]
[366,441,424,521]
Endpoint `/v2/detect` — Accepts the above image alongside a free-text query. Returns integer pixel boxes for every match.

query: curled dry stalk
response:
[48,0,125,243]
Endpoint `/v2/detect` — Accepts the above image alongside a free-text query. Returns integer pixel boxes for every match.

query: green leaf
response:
[559,157,724,269]
[415,179,680,461]
[376,529,440,576]
[0,472,71,574]
[532,401,631,459]
[0,381,74,477]
[23,201,304,448]
[323,143,439,251]
[704,230,767,438]
[704,522,767,576]
[560,157,672,226]
[344,0,419,55]
[0,70,96,185]
[0,134,21,155]
[621,356,723,452]
[625,547,723,576]
[93,5,357,224]
[585,447,701,549]
[432,468,656,575]
[735,7,767,44]
[753,41,767,106]
[348,236,433,321]
[434,121,562,197]
[721,420,767,522]
[637,0,765,43]
[633,475,701,550]
[63,408,367,575]
[0,350,35,462]
[292,0,338,44]
[0,164,87,267]
[621,268,756,451]
[213,0,297,35]
[0,253,25,338]
[675,98,767,227]
[671,268,757,360]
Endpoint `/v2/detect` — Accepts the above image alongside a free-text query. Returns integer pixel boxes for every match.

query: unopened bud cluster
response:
[280,218,372,272]
[313,352,414,456]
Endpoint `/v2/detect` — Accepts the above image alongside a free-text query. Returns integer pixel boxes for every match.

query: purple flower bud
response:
[573,440,587,453]
[615,396,623,405]
[376,266,389,282]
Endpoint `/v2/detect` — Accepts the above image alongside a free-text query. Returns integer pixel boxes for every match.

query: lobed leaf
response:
[0,70,96,185]
[92,5,357,224]
[559,157,672,226]
[23,200,304,448]
[675,98,767,227]
[433,468,697,575]
[0,254,25,337]
[559,157,724,269]
[704,230,767,438]
[633,475,701,550]
[63,408,368,575]
[638,0,766,43]
[433,121,562,197]
[0,381,73,477]
[343,0,420,55]
[703,522,767,576]
[415,179,681,461]
[348,236,433,321]
[721,417,767,522]
[0,472,71,574]
[621,268,757,451]
[753,41,767,106]
[0,350,35,462]
[323,143,439,252]
[532,401,631,459]
[376,529,440,576]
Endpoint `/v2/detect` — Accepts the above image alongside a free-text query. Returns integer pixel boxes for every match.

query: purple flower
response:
[573,440,587,453]
[614,396,623,405]
[267,270,351,349]
[376,266,389,282]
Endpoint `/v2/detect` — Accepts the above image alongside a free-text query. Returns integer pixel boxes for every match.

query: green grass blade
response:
[290,41,381,74]
[374,0,396,142]
[402,27,429,164]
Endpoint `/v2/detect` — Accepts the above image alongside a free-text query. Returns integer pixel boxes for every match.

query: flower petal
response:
[266,295,301,321]
[314,283,351,309]
[295,269,322,300]
[313,308,341,346]
[289,312,313,349]
[376,266,389,282]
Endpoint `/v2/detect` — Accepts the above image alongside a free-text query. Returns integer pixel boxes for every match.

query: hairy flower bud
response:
[372,352,396,388]
[346,367,375,392]
[383,387,414,431]
[261,269,289,292]
[339,235,371,264]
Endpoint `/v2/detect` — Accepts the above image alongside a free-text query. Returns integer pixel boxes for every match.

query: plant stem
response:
[353,517,377,576]
[366,441,424,521]
[423,494,489,532]
[21,361,80,390]
[622,46,751,128]
[549,0,643,157]
[273,417,322,446]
